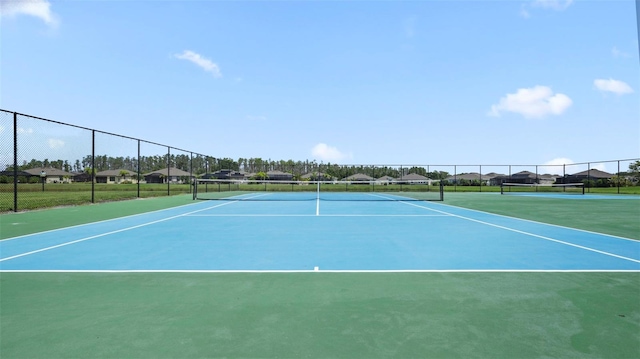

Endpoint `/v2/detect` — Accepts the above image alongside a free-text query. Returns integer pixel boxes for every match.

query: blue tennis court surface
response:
[1,198,639,271]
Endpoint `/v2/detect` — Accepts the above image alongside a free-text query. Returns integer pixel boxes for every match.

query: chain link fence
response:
[1,110,212,212]
[1,109,639,212]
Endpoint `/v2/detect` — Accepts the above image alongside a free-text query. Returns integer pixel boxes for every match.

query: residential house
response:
[266,170,293,181]
[398,173,431,184]
[492,171,546,185]
[557,169,613,184]
[143,168,193,184]
[201,169,246,181]
[486,173,507,186]
[444,172,493,185]
[344,173,374,182]
[95,169,138,184]
[72,172,93,182]
[24,167,73,183]
[375,175,396,184]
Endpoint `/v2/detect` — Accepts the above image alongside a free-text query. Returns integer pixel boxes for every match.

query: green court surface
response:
[0,195,195,240]
[1,272,638,358]
[1,193,639,358]
[443,192,640,240]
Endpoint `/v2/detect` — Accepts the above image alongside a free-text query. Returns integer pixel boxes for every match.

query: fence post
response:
[618,160,621,194]
[587,162,591,193]
[91,130,95,203]
[13,112,18,212]
[454,165,457,192]
[137,140,141,198]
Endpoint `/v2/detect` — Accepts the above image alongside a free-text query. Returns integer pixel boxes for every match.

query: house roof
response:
[376,175,396,181]
[510,171,538,179]
[484,172,505,178]
[570,169,613,178]
[445,173,492,181]
[401,173,429,181]
[143,167,192,176]
[24,167,73,176]
[0,170,33,177]
[345,173,374,181]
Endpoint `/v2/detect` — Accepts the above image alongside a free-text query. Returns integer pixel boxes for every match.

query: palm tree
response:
[119,170,129,183]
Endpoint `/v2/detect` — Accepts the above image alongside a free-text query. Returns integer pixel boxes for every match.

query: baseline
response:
[1,269,638,273]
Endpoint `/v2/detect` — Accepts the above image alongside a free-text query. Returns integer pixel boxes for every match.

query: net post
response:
[500,182,504,195]
[439,180,444,200]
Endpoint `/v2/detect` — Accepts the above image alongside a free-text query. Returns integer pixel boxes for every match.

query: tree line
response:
[6,155,452,180]
[7,156,639,183]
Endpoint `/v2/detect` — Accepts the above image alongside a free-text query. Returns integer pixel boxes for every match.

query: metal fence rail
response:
[1,109,638,212]
[0,110,218,212]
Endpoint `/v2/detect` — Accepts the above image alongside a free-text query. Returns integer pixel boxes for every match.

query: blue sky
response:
[1,0,638,171]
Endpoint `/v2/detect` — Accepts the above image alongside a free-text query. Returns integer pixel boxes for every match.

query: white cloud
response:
[17,127,33,134]
[0,0,59,27]
[594,78,634,95]
[539,157,608,175]
[530,0,573,11]
[311,143,352,162]
[403,16,417,38]
[520,0,572,18]
[611,46,631,59]
[488,86,572,119]
[47,138,64,149]
[174,50,222,77]
[539,157,573,174]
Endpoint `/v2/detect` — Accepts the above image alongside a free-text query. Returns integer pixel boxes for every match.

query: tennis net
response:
[193,179,444,201]
[500,182,585,195]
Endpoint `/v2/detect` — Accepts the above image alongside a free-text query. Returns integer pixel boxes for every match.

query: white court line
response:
[0,269,638,273]
[0,200,209,242]
[398,201,640,264]
[432,201,639,242]
[187,214,450,217]
[0,200,242,263]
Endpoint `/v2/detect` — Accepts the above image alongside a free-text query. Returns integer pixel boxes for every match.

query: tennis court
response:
[1,192,639,358]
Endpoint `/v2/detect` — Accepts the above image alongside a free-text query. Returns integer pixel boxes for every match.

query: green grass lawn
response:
[0,183,192,212]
